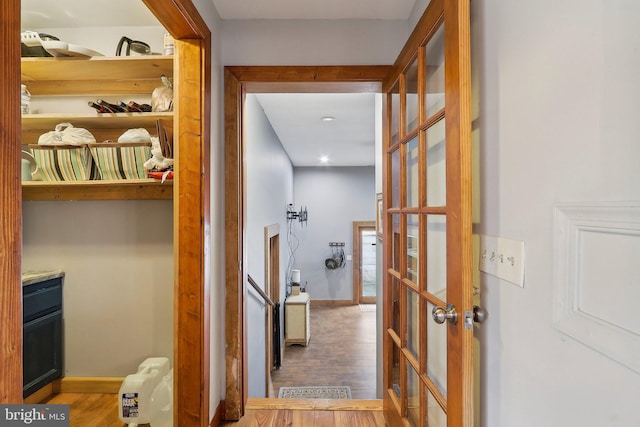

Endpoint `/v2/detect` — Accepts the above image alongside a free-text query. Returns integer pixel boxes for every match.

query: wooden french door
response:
[382,0,473,425]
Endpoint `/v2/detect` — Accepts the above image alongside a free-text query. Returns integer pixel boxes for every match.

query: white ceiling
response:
[20,0,404,167]
[255,94,376,167]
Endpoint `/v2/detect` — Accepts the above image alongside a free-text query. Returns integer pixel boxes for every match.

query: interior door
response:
[353,221,377,304]
[382,0,473,425]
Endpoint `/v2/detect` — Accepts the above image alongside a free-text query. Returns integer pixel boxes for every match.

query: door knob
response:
[432,304,458,325]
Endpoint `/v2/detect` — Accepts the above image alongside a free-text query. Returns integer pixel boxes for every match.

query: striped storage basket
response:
[88,142,152,180]
[29,144,97,181]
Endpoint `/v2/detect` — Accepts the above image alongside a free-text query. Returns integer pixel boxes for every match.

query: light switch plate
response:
[479,235,525,287]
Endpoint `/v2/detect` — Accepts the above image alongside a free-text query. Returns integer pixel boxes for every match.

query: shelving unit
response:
[21,56,174,201]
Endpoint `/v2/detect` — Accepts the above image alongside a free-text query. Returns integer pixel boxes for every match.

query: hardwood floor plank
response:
[272,305,378,400]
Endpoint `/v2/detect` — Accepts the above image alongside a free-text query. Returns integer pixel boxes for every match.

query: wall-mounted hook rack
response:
[329,242,345,247]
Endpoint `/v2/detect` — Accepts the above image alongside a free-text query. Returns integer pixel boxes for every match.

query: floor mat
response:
[359,304,376,312]
[278,386,352,399]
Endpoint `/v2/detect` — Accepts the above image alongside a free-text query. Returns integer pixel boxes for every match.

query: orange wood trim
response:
[142,0,210,40]
[23,384,53,405]
[224,68,245,421]
[443,0,474,425]
[0,0,23,405]
[173,37,210,427]
[209,401,225,427]
[226,66,391,84]
[143,4,213,425]
[52,377,124,394]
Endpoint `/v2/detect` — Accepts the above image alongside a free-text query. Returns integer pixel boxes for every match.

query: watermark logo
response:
[0,405,69,426]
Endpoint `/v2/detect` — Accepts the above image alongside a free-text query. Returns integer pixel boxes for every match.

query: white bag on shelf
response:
[37,122,96,146]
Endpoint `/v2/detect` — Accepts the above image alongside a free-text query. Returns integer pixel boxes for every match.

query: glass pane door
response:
[382,0,474,425]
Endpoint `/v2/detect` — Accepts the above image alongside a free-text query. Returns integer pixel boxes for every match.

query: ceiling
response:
[255,94,376,167]
[20,0,409,167]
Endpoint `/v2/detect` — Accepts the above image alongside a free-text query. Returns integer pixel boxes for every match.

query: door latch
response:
[463,305,487,330]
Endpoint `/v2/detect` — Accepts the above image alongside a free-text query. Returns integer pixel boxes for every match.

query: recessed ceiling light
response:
[321,116,336,122]
[320,156,329,163]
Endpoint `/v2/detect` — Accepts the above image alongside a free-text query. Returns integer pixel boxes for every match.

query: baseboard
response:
[24,383,54,404]
[53,377,124,394]
[311,299,354,307]
[209,400,225,426]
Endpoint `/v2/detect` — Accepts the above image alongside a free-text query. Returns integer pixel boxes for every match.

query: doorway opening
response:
[264,223,281,397]
[224,65,391,419]
[353,221,377,305]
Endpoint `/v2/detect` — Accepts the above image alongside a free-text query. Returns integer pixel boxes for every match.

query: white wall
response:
[473,0,640,425]
[292,167,375,301]
[245,94,294,397]
[221,19,409,65]
[22,200,173,376]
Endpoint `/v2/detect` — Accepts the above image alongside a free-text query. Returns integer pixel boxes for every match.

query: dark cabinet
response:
[23,276,63,398]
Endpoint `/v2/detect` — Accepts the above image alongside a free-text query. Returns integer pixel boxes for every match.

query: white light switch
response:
[479,235,525,287]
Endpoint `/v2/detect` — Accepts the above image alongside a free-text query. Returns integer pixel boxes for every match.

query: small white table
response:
[284,292,311,346]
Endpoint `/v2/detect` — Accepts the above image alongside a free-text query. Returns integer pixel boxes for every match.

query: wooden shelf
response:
[22,179,173,201]
[22,112,173,131]
[21,56,175,201]
[21,56,174,96]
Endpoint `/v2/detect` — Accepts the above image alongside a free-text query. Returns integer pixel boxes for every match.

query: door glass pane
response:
[407,214,419,284]
[426,301,447,397]
[391,214,401,272]
[425,24,445,118]
[406,288,420,359]
[391,342,401,398]
[426,388,447,427]
[406,136,419,208]
[391,149,400,208]
[361,230,377,299]
[426,119,446,207]
[391,276,401,336]
[405,58,419,134]
[406,364,420,426]
[426,215,447,297]
[391,81,401,144]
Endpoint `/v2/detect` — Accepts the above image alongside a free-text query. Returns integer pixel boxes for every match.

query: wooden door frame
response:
[224,65,391,420]
[1,2,212,426]
[353,221,377,304]
[264,223,280,397]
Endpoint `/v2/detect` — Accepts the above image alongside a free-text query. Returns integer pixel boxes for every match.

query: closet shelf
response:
[21,56,174,96]
[22,112,173,132]
[22,179,173,201]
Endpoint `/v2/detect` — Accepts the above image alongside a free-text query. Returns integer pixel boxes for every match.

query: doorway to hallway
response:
[353,221,377,304]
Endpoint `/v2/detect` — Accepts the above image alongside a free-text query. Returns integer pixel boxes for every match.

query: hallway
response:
[271,304,378,400]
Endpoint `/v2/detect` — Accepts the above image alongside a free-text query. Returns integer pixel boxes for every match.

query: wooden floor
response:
[37,305,381,426]
[272,304,378,400]
[41,393,132,427]
[221,398,386,426]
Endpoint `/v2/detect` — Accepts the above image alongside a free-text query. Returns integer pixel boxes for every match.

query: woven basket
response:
[88,142,152,180]
[29,144,97,181]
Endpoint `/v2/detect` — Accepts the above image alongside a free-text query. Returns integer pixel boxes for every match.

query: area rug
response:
[278,386,352,399]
